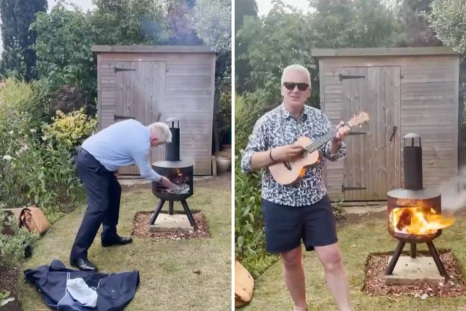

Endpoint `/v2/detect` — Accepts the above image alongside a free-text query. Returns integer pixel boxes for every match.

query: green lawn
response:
[241,215,466,311]
[17,176,232,311]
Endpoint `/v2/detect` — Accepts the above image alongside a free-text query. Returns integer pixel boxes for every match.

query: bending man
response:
[70,120,178,271]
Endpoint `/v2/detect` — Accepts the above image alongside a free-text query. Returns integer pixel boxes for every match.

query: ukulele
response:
[268,112,370,186]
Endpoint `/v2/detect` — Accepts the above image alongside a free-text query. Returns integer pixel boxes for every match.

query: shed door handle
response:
[389,126,397,142]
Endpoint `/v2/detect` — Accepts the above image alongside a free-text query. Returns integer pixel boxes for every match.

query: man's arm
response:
[320,113,347,162]
[241,118,273,172]
[131,147,163,182]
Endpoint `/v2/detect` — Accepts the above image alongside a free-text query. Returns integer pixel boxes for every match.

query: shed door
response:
[115,61,167,175]
[341,66,401,201]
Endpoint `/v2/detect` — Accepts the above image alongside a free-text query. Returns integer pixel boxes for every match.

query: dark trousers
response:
[70,148,121,259]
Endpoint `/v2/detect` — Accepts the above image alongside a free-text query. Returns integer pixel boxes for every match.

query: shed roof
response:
[311,47,458,58]
[91,45,216,54]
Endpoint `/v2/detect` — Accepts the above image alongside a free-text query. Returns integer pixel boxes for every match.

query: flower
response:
[2,155,12,161]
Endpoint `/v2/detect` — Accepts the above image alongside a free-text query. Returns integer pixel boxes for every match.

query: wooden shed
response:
[311,47,461,202]
[92,45,217,176]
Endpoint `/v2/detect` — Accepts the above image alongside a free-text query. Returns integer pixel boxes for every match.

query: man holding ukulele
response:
[241,64,353,311]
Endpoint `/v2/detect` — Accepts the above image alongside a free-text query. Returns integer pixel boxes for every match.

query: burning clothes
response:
[391,207,455,235]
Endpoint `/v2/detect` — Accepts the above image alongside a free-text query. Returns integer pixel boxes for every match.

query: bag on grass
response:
[235,257,254,307]
[19,206,50,235]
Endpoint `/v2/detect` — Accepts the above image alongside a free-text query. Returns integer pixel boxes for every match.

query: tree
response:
[237,5,315,99]
[237,0,403,98]
[309,0,403,48]
[191,0,231,51]
[31,2,97,115]
[396,0,442,46]
[89,0,169,45]
[428,0,466,54]
[0,0,47,81]
[165,0,203,45]
[235,0,258,93]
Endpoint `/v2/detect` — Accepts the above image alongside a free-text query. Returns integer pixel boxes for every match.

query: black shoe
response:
[70,257,98,272]
[101,236,133,248]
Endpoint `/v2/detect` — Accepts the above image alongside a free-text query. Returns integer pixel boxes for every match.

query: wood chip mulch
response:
[362,250,466,298]
[132,211,211,240]
[0,265,22,311]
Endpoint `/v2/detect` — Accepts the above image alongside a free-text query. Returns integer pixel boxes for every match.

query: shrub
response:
[0,80,85,222]
[218,87,232,143]
[234,91,279,277]
[42,108,97,150]
[0,207,39,268]
[45,84,97,120]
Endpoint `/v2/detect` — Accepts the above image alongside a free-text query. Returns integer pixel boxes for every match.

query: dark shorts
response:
[262,195,338,254]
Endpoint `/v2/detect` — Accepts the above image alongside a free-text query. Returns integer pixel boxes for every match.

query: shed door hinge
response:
[339,74,365,81]
[114,115,135,121]
[342,185,367,192]
[114,67,136,72]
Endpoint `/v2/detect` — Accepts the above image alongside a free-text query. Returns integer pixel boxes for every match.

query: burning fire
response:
[391,207,455,235]
[156,168,190,194]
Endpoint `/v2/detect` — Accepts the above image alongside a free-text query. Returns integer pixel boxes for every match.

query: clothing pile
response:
[167,183,190,194]
[24,260,140,311]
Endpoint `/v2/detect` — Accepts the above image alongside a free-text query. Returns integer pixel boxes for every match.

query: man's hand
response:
[333,121,350,142]
[271,144,303,161]
[160,177,179,191]
[114,169,119,176]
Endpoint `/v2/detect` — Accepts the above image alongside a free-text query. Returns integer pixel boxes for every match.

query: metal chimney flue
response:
[403,133,423,190]
[165,118,180,162]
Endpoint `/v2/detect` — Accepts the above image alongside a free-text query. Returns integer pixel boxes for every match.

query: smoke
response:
[439,166,466,214]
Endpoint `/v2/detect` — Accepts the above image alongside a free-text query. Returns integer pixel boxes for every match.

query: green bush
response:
[0,79,84,222]
[42,108,97,150]
[234,91,279,278]
[0,208,39,268]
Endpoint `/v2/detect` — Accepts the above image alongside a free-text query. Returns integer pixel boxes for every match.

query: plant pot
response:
[221,144,232,156]
[216,155,231,174]
[216,150,231,159]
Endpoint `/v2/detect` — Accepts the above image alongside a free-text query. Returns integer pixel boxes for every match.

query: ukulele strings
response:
[301,121,353,156]
[301,130,337,156]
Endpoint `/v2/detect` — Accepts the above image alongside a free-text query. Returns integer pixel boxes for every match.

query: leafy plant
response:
[32,1,96,94]
[218,87,232,143]
[234,91,279,277]
[190,0,231,51]
[0,207,39,267]
[0,79,84,220]
[42,108,97,149]
[0,291,15,307]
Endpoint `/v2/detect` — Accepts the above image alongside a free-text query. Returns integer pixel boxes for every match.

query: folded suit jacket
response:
[24,259,140,311]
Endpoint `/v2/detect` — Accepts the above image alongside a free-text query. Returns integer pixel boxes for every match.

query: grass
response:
[241,215,466,311]
[17,177,231,311]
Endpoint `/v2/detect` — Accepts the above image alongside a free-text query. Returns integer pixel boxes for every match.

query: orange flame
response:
[391,207,455,235]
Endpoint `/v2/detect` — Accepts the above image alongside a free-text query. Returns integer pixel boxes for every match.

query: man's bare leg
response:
[281,246,307,311]
[315,243,352,311]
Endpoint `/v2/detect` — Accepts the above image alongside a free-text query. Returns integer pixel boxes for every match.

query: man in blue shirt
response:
[70,119,178,271]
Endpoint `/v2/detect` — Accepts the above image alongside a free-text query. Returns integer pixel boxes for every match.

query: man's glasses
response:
[283,82,310,91]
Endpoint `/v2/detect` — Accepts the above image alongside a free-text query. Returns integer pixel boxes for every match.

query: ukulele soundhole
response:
[283,161,292,171]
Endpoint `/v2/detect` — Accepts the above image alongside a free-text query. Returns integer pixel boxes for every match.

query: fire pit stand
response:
[385,191,447,278]
[385,133,449,281]
[148,118,197,230]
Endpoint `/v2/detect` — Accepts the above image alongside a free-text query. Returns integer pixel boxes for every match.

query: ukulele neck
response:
[304,125,351,154]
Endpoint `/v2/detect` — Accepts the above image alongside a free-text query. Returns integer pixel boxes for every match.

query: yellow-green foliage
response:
[42,108,97,148]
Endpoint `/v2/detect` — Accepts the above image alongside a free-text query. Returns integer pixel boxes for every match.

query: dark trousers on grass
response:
[70,148,121,259]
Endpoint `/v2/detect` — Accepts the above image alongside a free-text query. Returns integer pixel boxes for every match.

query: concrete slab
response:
[343,205,386,215]
[385,255,446,285]
[149,213,194,232]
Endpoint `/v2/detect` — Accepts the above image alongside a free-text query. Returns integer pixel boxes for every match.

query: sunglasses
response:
[283,82,310,91]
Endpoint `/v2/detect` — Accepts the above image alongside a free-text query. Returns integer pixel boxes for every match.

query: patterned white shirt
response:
[241,103,346,206]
